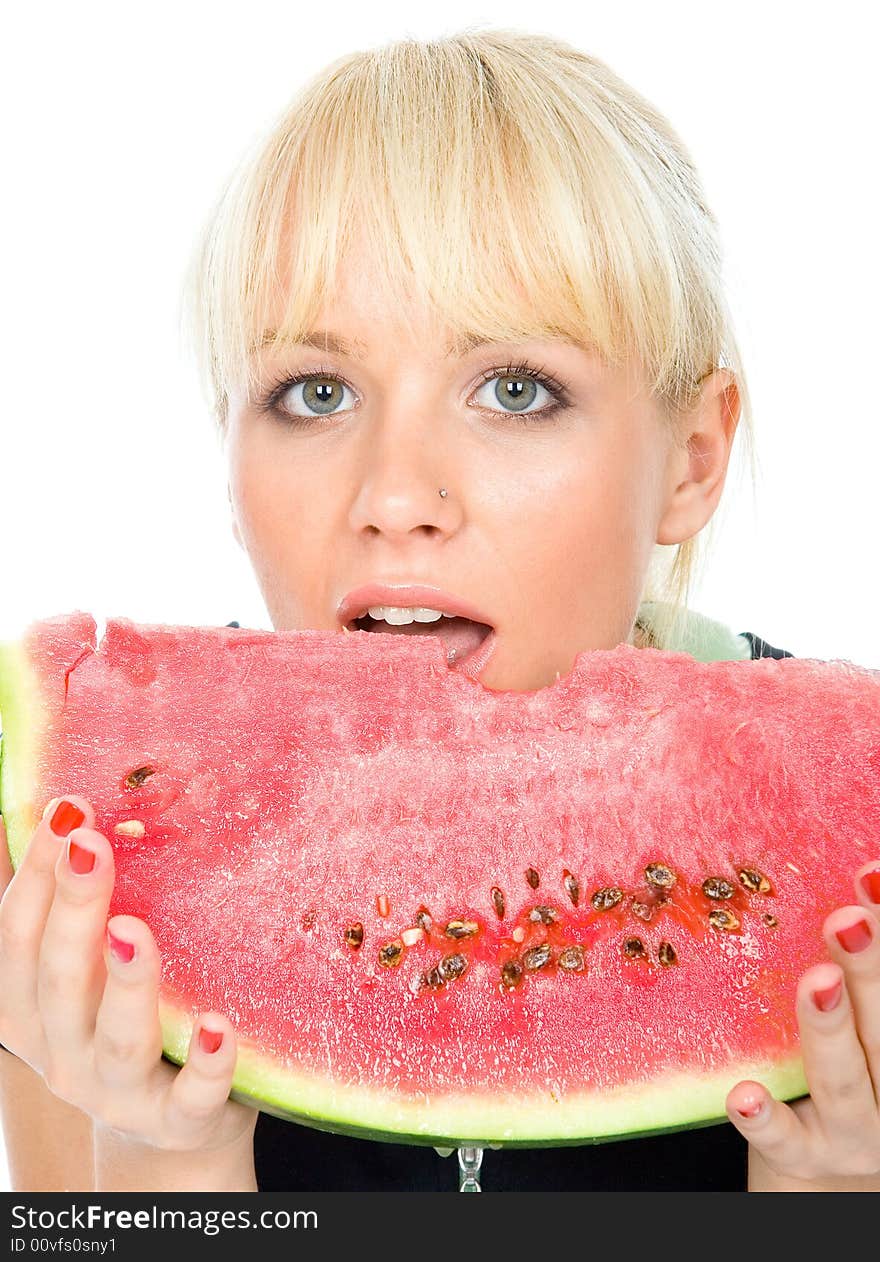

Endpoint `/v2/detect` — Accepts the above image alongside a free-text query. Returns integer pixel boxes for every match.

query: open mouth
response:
[346,614,495,675]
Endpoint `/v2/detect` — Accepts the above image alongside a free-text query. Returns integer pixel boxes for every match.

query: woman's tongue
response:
[363,615,490,663]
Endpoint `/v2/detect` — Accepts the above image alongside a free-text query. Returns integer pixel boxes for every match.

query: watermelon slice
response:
[1,612,878,1148]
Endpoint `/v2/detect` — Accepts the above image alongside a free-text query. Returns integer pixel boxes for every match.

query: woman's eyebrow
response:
[251,329,367,358]
[250,328,564,360]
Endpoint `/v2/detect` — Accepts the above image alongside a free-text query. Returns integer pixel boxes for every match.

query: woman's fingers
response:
[0,813,13,896]
[38,821,115,1085]
[795,958,879,1158]
[0,796,96,1062]
[730,912,880,1182]
[2,795,253,1155]
[823,904,880,1107]
[161,1013,247,1151]
[726,1078,812,1175]
[727,952,877,1180]
[97,923,252,1151]
[3,797,95,942]
[854,861,880,916]
[93,914,164,1090]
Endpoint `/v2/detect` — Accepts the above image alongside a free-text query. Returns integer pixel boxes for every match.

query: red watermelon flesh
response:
[1,611,878,1147]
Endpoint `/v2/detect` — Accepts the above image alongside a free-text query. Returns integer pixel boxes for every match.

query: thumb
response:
[0,814,13,899]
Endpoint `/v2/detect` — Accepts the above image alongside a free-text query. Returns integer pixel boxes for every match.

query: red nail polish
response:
[835,918,873,954]
[199,1027,223,1055]
[736,1100,762,1118]
[813,978,842,1012]
[67,838,95,874]
[50,800,85,838]
[859,869,880,904]
[106,928,135,963]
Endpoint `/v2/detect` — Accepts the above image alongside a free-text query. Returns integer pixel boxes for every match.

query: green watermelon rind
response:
[0,640,43,863]
[158,995,807,1147]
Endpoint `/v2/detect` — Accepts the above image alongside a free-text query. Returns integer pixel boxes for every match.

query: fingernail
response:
[813,978,842,1012]
[67,837,95,875]
[49,799,85,838]
[199,1027,223,1055]
[835,918,873,954]
[106,927,135,963]
[859,869,880,904]
[736,1100,763,1119]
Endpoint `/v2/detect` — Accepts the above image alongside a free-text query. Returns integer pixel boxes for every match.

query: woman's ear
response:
[655,370,740,546]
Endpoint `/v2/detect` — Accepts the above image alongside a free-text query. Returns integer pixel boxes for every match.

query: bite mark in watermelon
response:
[1,612,878,1147]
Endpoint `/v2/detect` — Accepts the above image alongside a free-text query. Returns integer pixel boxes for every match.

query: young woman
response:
[1,28,878,1193]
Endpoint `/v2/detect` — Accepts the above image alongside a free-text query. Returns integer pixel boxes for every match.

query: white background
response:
[1,0,877,1192]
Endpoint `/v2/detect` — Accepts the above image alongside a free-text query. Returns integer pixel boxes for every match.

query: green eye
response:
[474,370,554,415]
[471,358,572,422]
[264,371,356,421]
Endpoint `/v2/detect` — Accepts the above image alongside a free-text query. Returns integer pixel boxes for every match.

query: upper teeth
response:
[362,605,457,625]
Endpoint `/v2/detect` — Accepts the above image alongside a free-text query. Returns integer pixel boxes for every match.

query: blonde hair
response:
[180,25,756,648]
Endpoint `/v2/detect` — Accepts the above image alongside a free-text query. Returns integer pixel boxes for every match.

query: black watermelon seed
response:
[528,905,559,925]
[378,939,404,967]
[124,764,157,789]
[490,887,505,919]
[523,944,552,971]
[623,937,646,959]
[563,870,580,907]
[702,877,735,900]
[708,908,740,932]
[439,953,469,982]
[500,959,523,989]
[645,863,676,890]
[525,867,540,889]
[344,923,364,950]
[557,945,586,972]
[658,941,678,966]
[445,920,479,939]
[591,887,623,911]
[738,868,773,895]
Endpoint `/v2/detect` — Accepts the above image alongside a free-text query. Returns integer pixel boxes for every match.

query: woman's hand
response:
[726,860,880,1187]
[0,796,256,1155]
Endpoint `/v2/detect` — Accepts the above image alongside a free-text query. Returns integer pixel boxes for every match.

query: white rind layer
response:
[159,994,807,1147]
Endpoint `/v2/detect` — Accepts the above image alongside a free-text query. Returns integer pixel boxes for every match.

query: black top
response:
[738,631,795,662]
[0,623,794,1191]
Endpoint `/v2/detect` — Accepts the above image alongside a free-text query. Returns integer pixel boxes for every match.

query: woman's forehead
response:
[257,272,604,365]
[264,224,556,352]
[252,226,627,381]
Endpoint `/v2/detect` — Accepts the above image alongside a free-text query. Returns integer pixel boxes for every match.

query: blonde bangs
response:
[180,25,756,623]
